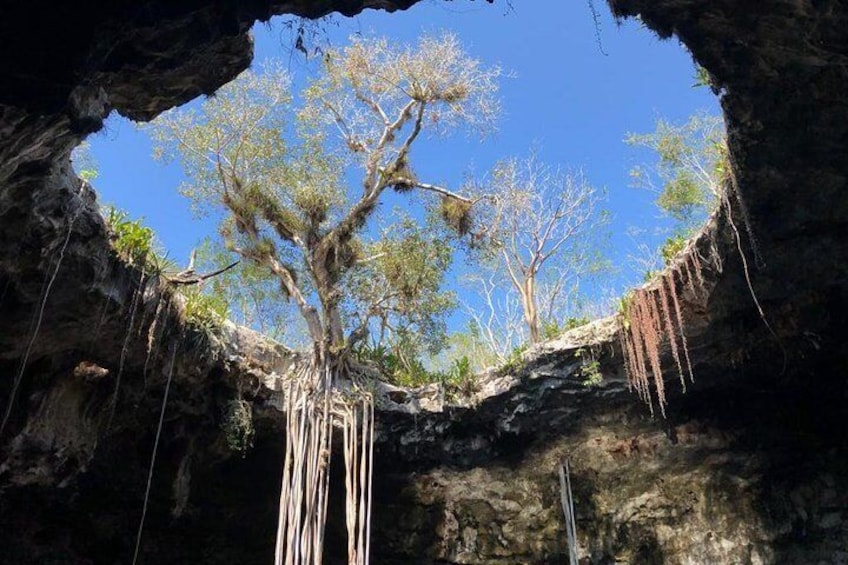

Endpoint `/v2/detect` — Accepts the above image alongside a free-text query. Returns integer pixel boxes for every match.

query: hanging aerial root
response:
[639,292,666,416]
[274,356,376,565]
[337,389,374,565]
[132,345,177,565]
[1,195,81,438]
[625,294,653,415]
[275,360,333,565]
[619,235,721,415]
[667,272,694,383]
[559,459,579,565]
[107,272,146,431]
[682,256,698,299]
[143,295,170,384]
[91,280,117,344]
[722,189,786,374]
[658,276,685,392]
[689,249,705,289]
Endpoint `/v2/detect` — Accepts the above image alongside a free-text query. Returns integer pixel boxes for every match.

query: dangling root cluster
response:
[275,357,375,565]
[619,238,721,416]
[339,387,374,565]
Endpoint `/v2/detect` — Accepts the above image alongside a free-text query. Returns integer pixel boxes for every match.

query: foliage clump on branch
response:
[626,112,728,267]
[439,196,475,237]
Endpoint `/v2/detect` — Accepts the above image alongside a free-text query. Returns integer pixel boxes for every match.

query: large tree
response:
[470,155,606,348]
[149,36,499,359]
[148,34,500,564]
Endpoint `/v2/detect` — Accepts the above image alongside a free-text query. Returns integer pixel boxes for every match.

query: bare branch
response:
[395,178,475,204]
[473,156,605,343]
[394,102,425,165]
[166,261,240,286]
[352,87,390,127]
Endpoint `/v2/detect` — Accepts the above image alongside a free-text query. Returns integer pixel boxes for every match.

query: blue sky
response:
[84,0,719,337]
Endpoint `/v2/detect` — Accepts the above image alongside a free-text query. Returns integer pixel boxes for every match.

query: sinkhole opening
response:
[75,1,724,398]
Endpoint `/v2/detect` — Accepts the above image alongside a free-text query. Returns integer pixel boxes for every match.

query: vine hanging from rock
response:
[618,231,721,416]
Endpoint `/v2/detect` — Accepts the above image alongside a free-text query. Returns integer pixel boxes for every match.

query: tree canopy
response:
[626,112,727,231]
[466,154,607,352]
[148,33,501,361]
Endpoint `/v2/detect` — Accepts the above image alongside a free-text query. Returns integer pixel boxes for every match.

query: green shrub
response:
[575,347,603,387]
[104,206,155,267]
[564,316,590,331]
[441,355,478,399]
[354,342,430,387]
[354,342,479,395]
[499,343,529,375]
[660,234,687,265]
[542,319,562,340]
[643,269,658,283]
[223,399,255,456]
[181,286,229,332]
[541,317,592,341]
[616,291,635,329]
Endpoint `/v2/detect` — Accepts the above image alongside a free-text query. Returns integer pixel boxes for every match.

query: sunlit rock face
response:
[1,0,848,563]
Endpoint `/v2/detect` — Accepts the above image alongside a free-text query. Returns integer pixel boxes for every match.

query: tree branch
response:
[166,261,240,286]
[353,87,390,127]
[393,178,476,204]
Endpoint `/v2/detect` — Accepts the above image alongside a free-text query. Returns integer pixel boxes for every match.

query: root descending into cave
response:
[132,345,177,565]
[275,358,375,565]
[1,189,83,438]
[619,241,717,416]
[107,272,145,430]
[339,391,374,565]
[275,360,334,565]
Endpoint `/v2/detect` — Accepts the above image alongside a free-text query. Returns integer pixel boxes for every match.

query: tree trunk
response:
[523,276,540,344]
[324,299,345,351]
[307,246,346,354]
